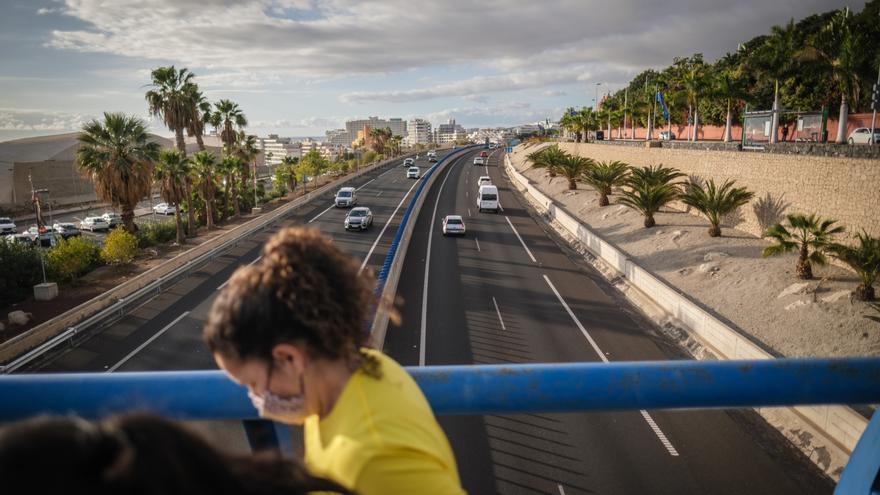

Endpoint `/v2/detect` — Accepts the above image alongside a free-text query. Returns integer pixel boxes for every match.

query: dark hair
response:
[204,227,378,374]
[0,414,353,495]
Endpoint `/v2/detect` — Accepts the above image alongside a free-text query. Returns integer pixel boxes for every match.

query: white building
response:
[405,118,433,146]
[433,119,467,145]
[345,116,407,146]
[260,135,288,167]
[325,129,349,148]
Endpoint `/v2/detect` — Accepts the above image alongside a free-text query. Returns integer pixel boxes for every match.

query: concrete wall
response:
[558,142,880,240]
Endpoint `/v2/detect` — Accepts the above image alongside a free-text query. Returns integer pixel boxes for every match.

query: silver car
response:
[0,217,16,235]
[344,207,374,231]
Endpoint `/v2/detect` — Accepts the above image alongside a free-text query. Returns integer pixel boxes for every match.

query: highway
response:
[385,149,832,494]
[25,148,833,494]
[32,155,429,373]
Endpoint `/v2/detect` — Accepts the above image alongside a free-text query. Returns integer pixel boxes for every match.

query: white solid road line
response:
[474,236,481,252]
[358,177,421,274]
[420,154,464,366]
[543,274,680,457]
[468,208,472,217]
[356,178,375,190]
[217,255,262,290]
[505,216,536,263]
[557,484,567,495]
[107,311,190,372]
[492,296,506,330]
[376,191,383,197]
[308,204,335,224]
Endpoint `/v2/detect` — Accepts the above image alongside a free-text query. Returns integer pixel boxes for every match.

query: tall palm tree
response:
[234,132,260,209]
[185,86,212,151]
[212,99,248,154]
[190,151,219,230]
[581,160,630,206]
[145,66,196,153]
[762,213,845,279]
[681,179,754,237]
[369,127,393,156]
[677,57,707,141]
[76,113,159,233]
[280,155,299,192]
[573,108,598,142]
[799,9,864,144]
[220,155,244,217]
[711,66,744,142]
[390,135,403,156]
[154,149,190,244]
[829,232,880,301]
[556,154,593,190]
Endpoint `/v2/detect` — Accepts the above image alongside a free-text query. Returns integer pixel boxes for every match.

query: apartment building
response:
[405,118,433,146]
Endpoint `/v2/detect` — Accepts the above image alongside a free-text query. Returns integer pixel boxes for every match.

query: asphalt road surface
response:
[384,149,832,495]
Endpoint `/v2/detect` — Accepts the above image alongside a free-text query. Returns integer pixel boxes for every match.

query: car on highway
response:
[153,203,176,215]
[478,176,492,187]
[442,215,466,236]
[26,225,59,247]
[848,127,879,144]
[480,151,489,158]
[473,156,486,166]
[403,157,415,166]
[344,207,374,231]
[335,187,357,207]
[0,217,16,235]
[406,166,420,179]
[477,184,499,213]
[52,222,82,239]
[102,212,122,228]
[428,154,437,162]
[80,216,110,232]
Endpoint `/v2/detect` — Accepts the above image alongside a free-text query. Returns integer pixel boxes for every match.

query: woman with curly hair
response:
[204,227,464,495]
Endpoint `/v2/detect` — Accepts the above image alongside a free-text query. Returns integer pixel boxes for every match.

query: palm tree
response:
[220,155,244,217]
[526,145,566,178]
[762,213,845,279]
[185,86,212,151]
[799,9,864,144]
[581,160,630,206]
[76,113,159,233]
[369,127,393,157]
[154,149,190,244]
[829,232,880,301]
[573,108,598,142]
[617,178,680,228]
[390,135,403,156]
[711,66,744,142]
[191,151,219,230]
[234,132,260,209]
[681,179,754,237]
[628,164,685,186]
[556,154,593,190]
[212,99,248,153]
[679,57,707,141]
[145,66,196,153]
[280,156,299,192]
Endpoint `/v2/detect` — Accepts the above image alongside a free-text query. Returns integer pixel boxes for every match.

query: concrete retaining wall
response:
[505,153,868,460]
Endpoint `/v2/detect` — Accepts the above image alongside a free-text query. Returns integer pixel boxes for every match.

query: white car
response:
[473,156,486,166]
[102,212,123,227]
[403,157,415,166]
[52,222,82,239]
[0,217,16,235]
[81,216,110,232]
[335,187,357,207]
[344,207,374,231]
[442,215,466,236]
[153,203,176,215]
[477,185,499,213]
[407,166,420,179]
[478,176,492,187]
[848,127,879,145]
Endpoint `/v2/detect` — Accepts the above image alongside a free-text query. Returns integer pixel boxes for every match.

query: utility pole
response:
[871,63,879,146]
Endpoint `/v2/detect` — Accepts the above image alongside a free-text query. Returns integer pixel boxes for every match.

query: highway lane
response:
[386,149,832,494]
[31,154,435,373]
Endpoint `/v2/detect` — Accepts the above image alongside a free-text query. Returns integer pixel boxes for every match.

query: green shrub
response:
[46,236,101,281]
[101,228,139,264]
[136,219,178,248]
[0,240,44,307]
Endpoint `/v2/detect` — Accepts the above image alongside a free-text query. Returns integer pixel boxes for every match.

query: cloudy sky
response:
[0,0,851,142]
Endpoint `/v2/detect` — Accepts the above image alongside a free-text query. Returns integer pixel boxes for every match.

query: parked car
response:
[344,207,374,231]
[660,131,676,141]
[80,216,110,232]
[102,212,122,227]
[335,187,357,207]
[2,233,34,246]
[478,176,492,187]
[442,215,466,236]
[848,127,880,145]
[153,203,176,215]
[406,166,421,179]
[0,217,16,235]
[52,222,82,239]
[26,225,58,247]
[473,156,486,166]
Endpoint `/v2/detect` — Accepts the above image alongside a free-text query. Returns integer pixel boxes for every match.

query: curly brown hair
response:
[204,227,378,374]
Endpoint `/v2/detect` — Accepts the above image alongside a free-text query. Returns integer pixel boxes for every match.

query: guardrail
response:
[0,358,877,493]
[0,152,421,372]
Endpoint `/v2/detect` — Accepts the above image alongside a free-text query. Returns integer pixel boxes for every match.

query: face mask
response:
[249,362,308,424]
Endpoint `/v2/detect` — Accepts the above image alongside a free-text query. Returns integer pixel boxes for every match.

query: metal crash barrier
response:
[0,358,879,493]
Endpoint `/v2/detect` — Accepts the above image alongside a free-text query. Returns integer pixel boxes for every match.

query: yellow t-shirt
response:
[304,349,465,495]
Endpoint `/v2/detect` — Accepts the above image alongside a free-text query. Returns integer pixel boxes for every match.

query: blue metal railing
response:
[0,358,878,493]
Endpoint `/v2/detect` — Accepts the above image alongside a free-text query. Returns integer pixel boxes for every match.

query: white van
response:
[335,187,357,207]
[476,185,499,213]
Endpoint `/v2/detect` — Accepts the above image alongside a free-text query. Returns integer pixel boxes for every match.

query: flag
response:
[656,91,670,121]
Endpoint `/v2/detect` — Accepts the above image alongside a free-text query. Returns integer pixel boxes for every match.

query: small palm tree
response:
[629,164,685,186]
[829,232,880,301]
[526,145,566,178]
[555,154,593,190]
[581,160,629,206]
[76,113,159,233]
[154,149,191,244]
[191,151,219,230]
[762,213,845,279]
[617,179,680,228]
[681,179,754,237]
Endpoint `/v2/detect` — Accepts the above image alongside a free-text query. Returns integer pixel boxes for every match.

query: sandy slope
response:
[510,146,879,357]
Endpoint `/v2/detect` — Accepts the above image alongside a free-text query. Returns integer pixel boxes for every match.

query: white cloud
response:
[424,104,562,128]
[250,116,343,129]
[544,90,567,97]
[0,109,95,132]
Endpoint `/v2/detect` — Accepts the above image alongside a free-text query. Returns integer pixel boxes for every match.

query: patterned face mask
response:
[248,362,308,424]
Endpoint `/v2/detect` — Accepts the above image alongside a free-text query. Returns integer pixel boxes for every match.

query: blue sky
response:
[0,0,850,142]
